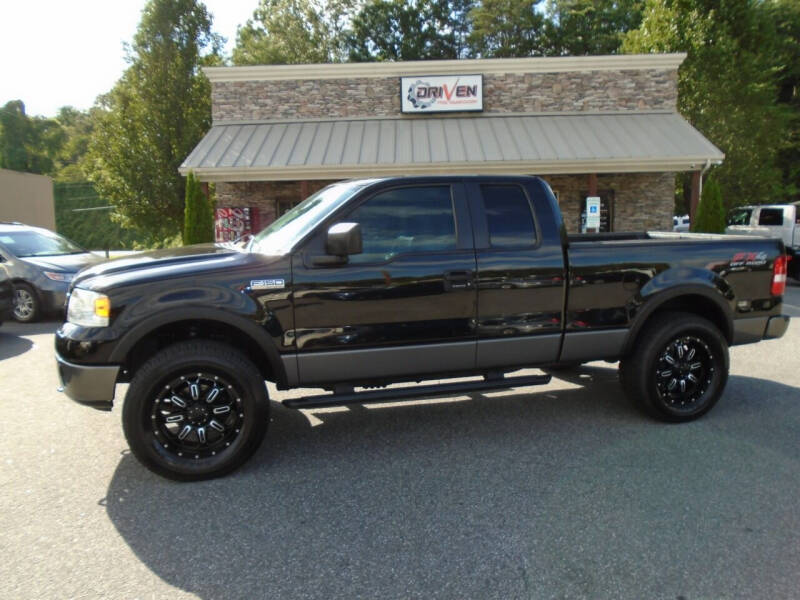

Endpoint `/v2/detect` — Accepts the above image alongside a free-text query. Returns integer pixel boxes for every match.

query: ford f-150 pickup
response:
[55,176,790,480]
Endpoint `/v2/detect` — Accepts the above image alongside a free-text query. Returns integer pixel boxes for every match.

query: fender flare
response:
[108,306,288,387]
[622,283,734,355]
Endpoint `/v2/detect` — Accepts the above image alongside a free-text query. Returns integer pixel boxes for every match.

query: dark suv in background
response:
[0,222,104,322]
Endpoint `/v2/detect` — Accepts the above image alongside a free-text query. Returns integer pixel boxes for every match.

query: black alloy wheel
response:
[620,311,729,422]
[151,372,245,460]
[123,340,269,481]
[654,335,715,413]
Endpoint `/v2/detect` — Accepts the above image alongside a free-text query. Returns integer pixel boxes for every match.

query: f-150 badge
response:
[250,279,285,290]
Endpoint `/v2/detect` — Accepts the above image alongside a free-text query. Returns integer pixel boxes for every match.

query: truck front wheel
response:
[620,312,729,422]
[122,341,269,481]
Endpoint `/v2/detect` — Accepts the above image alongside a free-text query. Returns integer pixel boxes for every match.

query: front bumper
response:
[732,315,790,345]
[56,354,119,411]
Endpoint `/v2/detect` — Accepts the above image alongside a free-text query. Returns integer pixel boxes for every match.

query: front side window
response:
[250,180,378,255]
[727,208,752,226]
[480,184,537,248]
[345,186,456,264]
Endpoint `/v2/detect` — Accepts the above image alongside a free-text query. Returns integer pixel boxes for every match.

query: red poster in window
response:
[215,207,252,242]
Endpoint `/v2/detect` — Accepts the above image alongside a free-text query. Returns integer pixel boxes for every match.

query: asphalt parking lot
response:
[1,283,799,600]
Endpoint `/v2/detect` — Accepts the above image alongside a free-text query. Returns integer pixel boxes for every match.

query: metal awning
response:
[180,112,724,182]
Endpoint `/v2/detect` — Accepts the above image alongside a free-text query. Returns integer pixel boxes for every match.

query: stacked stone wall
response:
[216,180,337,231]
[212,69,678,122]
[217,173,675,234]
[544,172,675,232]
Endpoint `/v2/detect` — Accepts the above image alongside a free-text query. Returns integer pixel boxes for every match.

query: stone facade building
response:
[182,54,723,237]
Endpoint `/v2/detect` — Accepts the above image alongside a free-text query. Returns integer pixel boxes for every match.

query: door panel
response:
[291,182,477,385]
[468,182,566,369]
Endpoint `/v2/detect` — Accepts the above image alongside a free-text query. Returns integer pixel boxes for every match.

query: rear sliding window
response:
[480,184,537,248]
[758,208,784,226]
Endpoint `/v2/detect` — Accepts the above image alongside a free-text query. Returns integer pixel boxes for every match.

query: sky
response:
[0,0,259,118]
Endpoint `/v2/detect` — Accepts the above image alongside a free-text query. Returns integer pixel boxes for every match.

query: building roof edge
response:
[203,53,687,83]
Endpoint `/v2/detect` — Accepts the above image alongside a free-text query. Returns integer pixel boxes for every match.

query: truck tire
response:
[122,340,269,481]
[620,311,729,422]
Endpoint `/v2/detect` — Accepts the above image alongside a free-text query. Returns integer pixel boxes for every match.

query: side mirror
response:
[326,222,362,257]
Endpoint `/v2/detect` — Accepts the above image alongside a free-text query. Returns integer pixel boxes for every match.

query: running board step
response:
[283,374,552,409]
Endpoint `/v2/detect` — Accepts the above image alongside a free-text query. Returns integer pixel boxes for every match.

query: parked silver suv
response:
[0,222,105,322]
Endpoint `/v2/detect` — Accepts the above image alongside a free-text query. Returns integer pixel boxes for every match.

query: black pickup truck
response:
[55,176,790,480]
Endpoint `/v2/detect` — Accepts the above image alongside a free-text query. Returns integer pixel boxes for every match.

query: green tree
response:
[51,106,98,183]
[0,101,31,172]
[770,0,800,202]
[0,100,62,175]
[182,171,214,244]
[543,0,643,55]
[84,0,221,243]
[468,0,547,58]
[623,0,788,208]
[691,176,725,233]
[348,0,475,61]
[233,0,357,65]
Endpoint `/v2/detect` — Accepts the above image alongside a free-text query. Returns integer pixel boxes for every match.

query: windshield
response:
[0,229,85,257]
[249,180,377,255]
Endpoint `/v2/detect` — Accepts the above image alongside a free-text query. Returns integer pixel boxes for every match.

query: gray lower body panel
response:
[291,330,633,385]
[559,329,628,362]
[296,341,475,386]
[477,334,561,369]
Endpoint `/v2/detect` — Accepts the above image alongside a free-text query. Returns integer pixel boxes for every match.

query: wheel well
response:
[122,319,274,383]
[10,279,35,291]
[9,279,41,304]
[637,294,732,346]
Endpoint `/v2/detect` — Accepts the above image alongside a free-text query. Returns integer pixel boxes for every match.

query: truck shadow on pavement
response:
[104,368,800,600]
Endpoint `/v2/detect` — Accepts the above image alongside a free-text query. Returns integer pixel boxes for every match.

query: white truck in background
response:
[727,202,800,280]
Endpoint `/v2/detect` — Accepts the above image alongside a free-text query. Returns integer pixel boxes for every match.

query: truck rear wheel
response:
[620,311,729,422]
[122,341,269,481]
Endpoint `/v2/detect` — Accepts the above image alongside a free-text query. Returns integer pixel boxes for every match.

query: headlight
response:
[43,271,74,282]
[67,288,111,327]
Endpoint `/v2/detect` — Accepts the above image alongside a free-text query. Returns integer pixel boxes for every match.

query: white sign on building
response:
[585,196,602,231]
[401,75,483,113]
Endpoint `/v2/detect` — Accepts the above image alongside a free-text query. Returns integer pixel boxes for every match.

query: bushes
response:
[183,171,214,245]
[691,177,726,234]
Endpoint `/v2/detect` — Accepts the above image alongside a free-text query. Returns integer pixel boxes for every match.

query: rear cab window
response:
[758,208,785,227]
[479,184,537,248]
